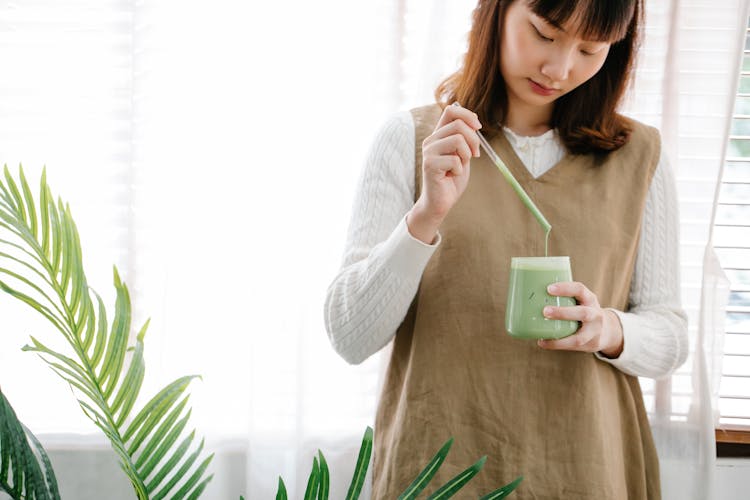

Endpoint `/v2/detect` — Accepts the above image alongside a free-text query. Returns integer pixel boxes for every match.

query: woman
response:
[325,1,688,498]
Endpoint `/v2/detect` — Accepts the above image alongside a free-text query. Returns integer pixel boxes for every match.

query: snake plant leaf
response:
[0,388,61,500]
[345,426,373,500]
[275,476,288,500]
[479,475,523,500]
[317,450,330,500]
[425,455,486,500]
[303,456,320,500]
[0,165,213,499]
[397,437,454,500]
[23,422,61,500]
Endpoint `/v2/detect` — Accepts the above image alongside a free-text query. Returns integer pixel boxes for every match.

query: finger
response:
[537,328,597,352]
[428,119,481,157]
[547,281,599,307]
[543,305,596,323]
[425,134,473,166]
[423,155,464,178]
[435,103,482,132]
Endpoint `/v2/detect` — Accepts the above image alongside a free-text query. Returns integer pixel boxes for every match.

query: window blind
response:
[715,17,750,428]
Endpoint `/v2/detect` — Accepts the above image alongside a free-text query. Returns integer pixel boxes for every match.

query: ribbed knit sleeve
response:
[324,112,439,365]
[594,148,689,378]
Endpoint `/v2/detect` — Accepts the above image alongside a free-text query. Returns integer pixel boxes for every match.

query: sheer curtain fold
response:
[630,1,746,499]
[131,1,409,498]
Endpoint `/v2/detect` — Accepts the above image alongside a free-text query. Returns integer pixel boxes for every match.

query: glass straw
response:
[452,102,551,233]
[474,130,551,233]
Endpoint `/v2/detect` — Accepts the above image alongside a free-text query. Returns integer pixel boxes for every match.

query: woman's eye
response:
[532,24,553,42]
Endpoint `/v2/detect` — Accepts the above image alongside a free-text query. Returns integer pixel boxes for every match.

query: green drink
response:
[505,256,578,340]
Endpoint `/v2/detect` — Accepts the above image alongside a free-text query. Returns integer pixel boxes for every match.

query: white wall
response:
[715,458,750,500]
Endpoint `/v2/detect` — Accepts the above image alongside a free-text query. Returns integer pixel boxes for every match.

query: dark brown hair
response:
[435,0,642,155]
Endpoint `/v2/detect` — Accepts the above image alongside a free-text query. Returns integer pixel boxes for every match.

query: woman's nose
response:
[541,49,574,83]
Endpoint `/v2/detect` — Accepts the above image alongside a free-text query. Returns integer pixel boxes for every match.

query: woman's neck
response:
[504,99,554,137]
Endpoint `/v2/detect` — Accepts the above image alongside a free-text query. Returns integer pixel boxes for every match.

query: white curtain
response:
[626,1,744,499]
[0,1,744,499]
[0,0,133,435]
[130,1,408,498]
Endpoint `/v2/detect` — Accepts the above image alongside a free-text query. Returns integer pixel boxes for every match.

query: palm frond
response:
[425,455,486,499]
[0,387,61,500]
[275,476,288,500]
[345,426,373,500]
[397,437,453,500]
[0,165,213,499]
[303,456,320,500]
[479,475,524,500]
[317,451,329,500]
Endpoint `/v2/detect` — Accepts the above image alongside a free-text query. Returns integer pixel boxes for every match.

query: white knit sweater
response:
[325,111,688,379]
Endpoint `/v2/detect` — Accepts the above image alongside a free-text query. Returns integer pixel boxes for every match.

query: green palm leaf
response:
[0,387,61,500]
[0,165,213,499]
[345,426,373,500]
[275,476,288,500]
[425,456,486,500]
[303,457,320,500]
[317,450,329,500]
[479,475,523,500]
[398,437,453,500]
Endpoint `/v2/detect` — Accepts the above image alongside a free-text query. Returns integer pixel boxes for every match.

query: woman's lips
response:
[528,79,559,97]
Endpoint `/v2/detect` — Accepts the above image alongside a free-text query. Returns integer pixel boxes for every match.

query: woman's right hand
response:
[406,104,482,244]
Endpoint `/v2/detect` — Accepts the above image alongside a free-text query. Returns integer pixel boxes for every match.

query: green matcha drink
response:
[505,256,578,340]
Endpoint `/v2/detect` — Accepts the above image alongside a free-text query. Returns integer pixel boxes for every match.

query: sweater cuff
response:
[378,215,440,277]
[594,309,646,375]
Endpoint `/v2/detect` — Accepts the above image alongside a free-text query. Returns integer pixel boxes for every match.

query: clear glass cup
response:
[505,256,578,340]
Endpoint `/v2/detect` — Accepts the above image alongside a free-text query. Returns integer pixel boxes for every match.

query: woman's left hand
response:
[537,281,624,358]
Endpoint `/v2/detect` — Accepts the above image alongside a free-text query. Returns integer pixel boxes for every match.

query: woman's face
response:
[500,0,612,112]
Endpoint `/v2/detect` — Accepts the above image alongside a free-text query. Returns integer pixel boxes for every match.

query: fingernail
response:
[543,306,553,316]
[547,284,557,293]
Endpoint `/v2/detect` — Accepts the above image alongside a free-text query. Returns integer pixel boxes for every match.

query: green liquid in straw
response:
[474,127,552,254]
[451,103,553,255]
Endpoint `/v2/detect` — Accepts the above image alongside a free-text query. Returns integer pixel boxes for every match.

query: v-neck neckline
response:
[491,128,574,184]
